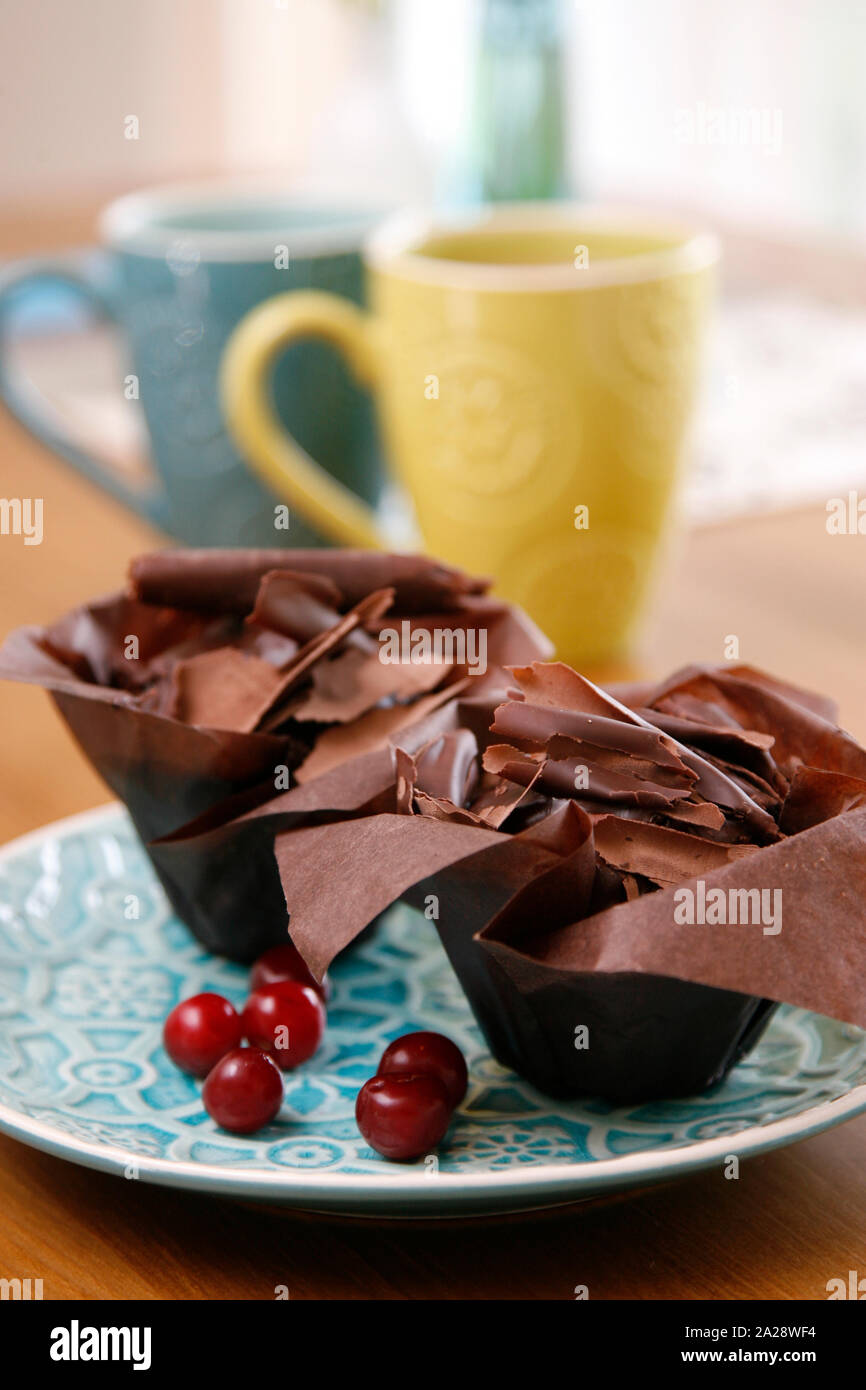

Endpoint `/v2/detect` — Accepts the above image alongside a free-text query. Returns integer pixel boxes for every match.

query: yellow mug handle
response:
[220,291,387,549]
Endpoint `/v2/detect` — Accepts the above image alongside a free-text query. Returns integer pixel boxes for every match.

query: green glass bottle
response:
[471,0,568,201]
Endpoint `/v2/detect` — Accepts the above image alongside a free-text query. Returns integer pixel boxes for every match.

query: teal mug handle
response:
[0,250,166,523]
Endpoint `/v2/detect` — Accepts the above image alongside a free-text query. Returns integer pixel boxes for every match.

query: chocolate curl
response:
[129,549,488,615]
[647,665,865,779]
[293,681,468,784]
[392,731,487,826]
[655,799,727,831]
[411,792,485,826]
[394,746,417,815]
[248,570,349,642]
[491,699,694,775]
[290,607,549,784]
[250,572,454,725]
[483,729,702,814]
[160,584,398,736]
[292,641,451,726]
[697,754,783,817]
[235,625,299,668]
[411,730,481,805]
[506,663,779,839]
[256,588,395,732]
[508,661,639,718]
[168,648,286,733]
[546,736,699,790]
[644,662,840,724]
[591,814,758,886]
[469,768,546,829]
[635,707,781,791]
[636,707,775,755]
[395,730,540,829]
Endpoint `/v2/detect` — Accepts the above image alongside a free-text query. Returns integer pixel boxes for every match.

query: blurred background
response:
[1,0,865,833]
[2,0,865,521]
[4,0,866,230]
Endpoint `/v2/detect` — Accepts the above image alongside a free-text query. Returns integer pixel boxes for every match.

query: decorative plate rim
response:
[1,803,864,1211]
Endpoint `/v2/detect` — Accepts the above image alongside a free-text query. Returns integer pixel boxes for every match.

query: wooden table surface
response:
[0,205,865,1300]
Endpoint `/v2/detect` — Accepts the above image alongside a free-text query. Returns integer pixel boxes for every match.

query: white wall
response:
[1,0,225,201]
[570,0,866,236]
[1,0,864,236]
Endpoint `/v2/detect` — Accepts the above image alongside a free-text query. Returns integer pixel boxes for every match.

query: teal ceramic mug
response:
[0,183,385,546]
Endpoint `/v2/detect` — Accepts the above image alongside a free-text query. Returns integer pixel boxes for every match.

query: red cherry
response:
[163,992,243,1078]
[202,1046,283,1134]
[355,1073,452,1161]
[241,982,325,1070]
[250,942,330,1001]
[377,1031,467,1108]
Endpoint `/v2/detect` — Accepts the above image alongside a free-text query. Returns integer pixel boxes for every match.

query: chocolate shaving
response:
[294,681,469,785]
[248,570,349,644]
[256,588,396,732]
[130,548,489,614]
[592,814,757,886]
[292,642,451,726]
[168,647,284,733]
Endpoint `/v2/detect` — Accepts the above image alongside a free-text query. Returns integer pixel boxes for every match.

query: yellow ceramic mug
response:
[221,206,719,666]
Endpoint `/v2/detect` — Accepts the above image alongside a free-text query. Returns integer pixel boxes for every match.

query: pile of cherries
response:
[162,942,327,1134]
[163,946,467,1161]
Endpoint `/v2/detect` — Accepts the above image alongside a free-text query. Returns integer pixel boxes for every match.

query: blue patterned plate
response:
[1,805,865,1217]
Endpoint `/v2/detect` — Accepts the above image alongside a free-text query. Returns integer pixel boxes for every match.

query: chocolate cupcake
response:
[0,548,550,955]
[273,660,866,1101]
